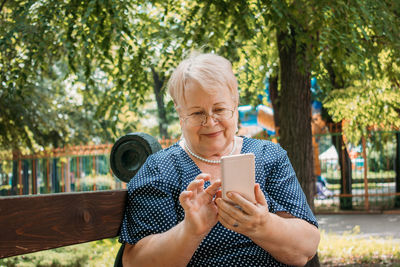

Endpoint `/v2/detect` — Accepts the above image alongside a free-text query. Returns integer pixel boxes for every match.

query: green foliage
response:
[183,0,400,142]
[323,83,400,144]
[367,133,397,171]
[0,0,142,149]
[1,0,400,151]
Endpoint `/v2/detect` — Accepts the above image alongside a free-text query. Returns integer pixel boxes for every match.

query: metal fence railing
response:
[1,130,399,212]
[249,123,400,211]
[314,130,400,212]
[0,138,178,196]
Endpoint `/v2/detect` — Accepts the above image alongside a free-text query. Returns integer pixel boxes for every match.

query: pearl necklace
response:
[183,137,237,164]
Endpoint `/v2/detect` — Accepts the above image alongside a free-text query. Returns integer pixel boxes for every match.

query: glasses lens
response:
[213,109,233,121]
[185,115,204,126]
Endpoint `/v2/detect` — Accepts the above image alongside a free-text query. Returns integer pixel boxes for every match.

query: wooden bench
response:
[0,133,162,265]
[0,190,127,258]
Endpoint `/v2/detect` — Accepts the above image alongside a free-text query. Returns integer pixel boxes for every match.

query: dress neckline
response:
[176,136,247,168]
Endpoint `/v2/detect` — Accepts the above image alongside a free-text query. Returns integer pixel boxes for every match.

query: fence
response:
[0,138,178,196]
[1,130,399,212]
[315,129,400,212]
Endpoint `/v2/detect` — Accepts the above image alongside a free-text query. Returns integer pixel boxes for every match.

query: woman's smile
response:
[201,130,224,138]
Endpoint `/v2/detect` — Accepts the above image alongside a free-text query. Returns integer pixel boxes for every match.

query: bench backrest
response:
[1,132,162,259]
[0,190,127,258]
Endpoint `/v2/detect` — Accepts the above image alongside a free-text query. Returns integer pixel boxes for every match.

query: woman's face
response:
[178,81,238,158]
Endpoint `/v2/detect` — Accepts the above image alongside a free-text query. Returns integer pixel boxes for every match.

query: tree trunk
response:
[277,28,315,211]
[395,132,400,207]
[268,75,280,128]
[12,150,19,195]
[12,160,18,195]
[331,127,353,210]
[277,26,320,267]
[151,68,169,138]
[324,61,353,209]
[23,160,29,195]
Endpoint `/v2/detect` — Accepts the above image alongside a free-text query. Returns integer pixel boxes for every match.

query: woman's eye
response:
[191,111,204,116]
[214,108,226,113]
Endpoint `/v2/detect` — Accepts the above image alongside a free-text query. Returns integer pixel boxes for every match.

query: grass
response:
[319,226,400,266]
[0,238,121,267]
[1,228,400,266]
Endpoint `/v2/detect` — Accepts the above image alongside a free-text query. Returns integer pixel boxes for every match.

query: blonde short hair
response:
[167,53,239,110]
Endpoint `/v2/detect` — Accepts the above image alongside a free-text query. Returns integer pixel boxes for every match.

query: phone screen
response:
[221,153,256,203]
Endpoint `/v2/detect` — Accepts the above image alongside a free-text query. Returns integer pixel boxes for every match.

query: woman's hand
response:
[179,173,221,237]
[216,183,270,238]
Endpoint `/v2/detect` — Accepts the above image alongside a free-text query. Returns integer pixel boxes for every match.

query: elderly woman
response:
[120,53,320,266]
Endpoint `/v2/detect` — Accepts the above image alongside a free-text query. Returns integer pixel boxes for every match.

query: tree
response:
[180,2,400,265]
[2,1,399,210]
[1,0,140,149]
[0,0,185,149]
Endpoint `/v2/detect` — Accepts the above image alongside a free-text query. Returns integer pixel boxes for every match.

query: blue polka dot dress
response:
[119,137,318,266]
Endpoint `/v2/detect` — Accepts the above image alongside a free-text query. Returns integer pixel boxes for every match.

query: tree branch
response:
[0,0,7,13]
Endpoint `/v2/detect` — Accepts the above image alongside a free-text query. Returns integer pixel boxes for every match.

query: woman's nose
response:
[202,114,219,126]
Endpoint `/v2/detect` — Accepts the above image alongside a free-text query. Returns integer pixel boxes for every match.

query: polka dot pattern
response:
[119,137,318,266]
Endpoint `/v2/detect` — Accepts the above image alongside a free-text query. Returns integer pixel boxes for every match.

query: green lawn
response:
[319,226,400,266]
[0,238,121,267]
[1,229,400,266]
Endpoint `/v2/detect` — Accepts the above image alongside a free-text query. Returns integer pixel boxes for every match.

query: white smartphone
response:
[221,153,256,203]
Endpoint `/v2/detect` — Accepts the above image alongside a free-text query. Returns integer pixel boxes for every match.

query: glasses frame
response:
[181,107,236,127]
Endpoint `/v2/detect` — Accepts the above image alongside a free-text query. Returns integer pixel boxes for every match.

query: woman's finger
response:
[255,183,268,206]
[226,192,256,215]
[194,173,211,193]
[187,179,203,197]
[179,191,193,210]
[215,190,222,199]
[217,210,236,228]
[205,179,221,197]
[195,173,211,181]
[216,199,248,223]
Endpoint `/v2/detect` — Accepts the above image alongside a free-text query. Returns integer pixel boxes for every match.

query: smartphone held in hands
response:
[221,153,256,203]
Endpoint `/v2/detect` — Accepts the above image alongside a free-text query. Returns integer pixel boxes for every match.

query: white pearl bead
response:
[183,138,237,164]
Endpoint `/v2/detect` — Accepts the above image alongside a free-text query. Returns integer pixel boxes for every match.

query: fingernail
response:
[227,192,232,198]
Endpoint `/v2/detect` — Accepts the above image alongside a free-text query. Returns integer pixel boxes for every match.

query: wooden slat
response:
[0,190,127,258]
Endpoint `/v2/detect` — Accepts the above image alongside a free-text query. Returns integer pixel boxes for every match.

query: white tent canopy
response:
[319,145,338,160]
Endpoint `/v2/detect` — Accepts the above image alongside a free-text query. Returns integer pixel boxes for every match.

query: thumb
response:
[255,184,267,206]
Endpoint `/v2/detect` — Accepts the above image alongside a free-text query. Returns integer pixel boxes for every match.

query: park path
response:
[316,214,400,240]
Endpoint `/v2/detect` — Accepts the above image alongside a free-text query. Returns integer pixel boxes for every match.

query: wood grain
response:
[0,190,127,258]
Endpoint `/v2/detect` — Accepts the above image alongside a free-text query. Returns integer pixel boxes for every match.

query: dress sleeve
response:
[119,156,179,244]
[264,144,318,227]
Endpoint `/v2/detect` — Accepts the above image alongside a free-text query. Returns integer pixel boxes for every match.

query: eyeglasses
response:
[182,108,235,126]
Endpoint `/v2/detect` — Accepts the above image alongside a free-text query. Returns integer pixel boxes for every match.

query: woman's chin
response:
[201,143,228,156]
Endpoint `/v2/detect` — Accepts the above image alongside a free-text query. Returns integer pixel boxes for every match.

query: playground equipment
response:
[238,77,326,136]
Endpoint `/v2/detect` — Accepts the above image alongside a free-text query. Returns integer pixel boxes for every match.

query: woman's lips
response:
[201,131,223,138]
